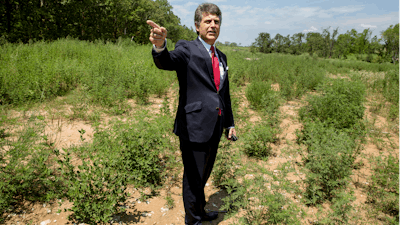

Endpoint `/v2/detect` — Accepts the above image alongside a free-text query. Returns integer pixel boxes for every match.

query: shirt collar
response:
[198,36,215,53]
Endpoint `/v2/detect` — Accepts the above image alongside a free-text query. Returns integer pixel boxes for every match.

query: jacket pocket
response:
[184,101,202,113]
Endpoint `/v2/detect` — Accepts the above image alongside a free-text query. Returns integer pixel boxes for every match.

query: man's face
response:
[196,12,220,45]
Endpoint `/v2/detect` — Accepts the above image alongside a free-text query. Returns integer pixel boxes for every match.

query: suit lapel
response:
[194,39,217,91]
[216,47,227,90]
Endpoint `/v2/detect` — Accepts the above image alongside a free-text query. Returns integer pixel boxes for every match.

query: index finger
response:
[146,20,160,29]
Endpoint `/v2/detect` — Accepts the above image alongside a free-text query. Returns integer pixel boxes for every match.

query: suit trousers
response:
[180,116,223,225]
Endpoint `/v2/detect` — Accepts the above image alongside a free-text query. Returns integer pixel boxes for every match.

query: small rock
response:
[54,220,57,223]
[205,183,210,187]
[47,209,51,213]
[40,219,51,225]
[43,203,46,208]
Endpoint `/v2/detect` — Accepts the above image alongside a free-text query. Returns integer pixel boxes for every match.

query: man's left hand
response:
[228,128,236,140]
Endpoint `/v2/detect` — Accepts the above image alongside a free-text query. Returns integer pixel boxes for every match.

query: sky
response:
[168,0,399,46]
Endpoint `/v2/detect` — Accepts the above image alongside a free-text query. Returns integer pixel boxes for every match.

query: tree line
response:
[0,0,197,44]
[251,24,399,64]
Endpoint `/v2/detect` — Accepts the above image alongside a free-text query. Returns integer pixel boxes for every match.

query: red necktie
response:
[210,46,221,115]
[210,46,220,91]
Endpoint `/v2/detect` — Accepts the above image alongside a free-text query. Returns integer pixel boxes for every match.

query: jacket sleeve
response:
[152,40,190,71]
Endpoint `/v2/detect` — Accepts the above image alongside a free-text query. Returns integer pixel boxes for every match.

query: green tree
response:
[290,32,305,55]
[381,24,399,64]
[272,33,292,54]
[0,0,195,43]
[335,33,352,59]
[306,32,324,56]
[253,32,273,53]
[322,27,339,58]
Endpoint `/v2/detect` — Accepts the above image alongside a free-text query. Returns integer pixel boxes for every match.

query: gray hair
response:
[194,3,222,34]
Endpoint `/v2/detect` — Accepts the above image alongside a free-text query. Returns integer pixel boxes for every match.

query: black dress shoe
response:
[202,211,218,221]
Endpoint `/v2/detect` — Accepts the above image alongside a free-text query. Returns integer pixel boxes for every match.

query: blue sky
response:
[168,0,399,46]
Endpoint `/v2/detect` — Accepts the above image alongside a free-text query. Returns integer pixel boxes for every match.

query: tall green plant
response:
[0,123,63,223]
[245,80,281,113]
[56,149,128,224]
[299,79,366,130]
[298,121,359,204]
[367,155,399,223]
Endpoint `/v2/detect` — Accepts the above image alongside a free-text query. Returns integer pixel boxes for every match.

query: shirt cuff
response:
[153,39,167,53]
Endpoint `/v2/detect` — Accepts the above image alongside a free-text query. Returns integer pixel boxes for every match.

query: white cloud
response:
[341,12,397,26]
[265,21,271,24]
[303,26,318,33]
[361,23,377,28]
[220,5,252,14]
[206,0,227,2]
[171,2,198,20]
[328,6,364,14]
[296,7,320,18]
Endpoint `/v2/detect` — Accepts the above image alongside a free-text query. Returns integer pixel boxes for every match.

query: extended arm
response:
[147,20,189,71]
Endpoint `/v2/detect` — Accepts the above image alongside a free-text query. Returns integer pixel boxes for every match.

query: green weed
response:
[243,118,279,159]
[299,78,366,130]
[55,149,127,224]
[0,122,63,223]
[367,155,399,223]
[246,80,281,114]
[298,121,360,205]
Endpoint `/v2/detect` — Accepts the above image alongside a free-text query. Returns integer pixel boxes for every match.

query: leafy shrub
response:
[299,79,366,130]
[0,125,63,223]
[367,155,399,223]
[278,65,325,100]
[298,121,359,205]
[220,179,247,213]
[54,114,174,223]
[381,69,399,120]
[246,80,281,113]
[213,139,247,213]
[382,70,400,103]
[56,149,127,224]
[243,119,279,159]
[316,191,355,224]
[245,188,300,224]
[88,115,174,188]
[213,142,241,188]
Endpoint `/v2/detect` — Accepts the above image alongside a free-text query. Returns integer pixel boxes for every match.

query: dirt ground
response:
[2,83,399,225]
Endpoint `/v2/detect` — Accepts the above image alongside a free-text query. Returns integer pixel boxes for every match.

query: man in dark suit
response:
[147,3,236,224]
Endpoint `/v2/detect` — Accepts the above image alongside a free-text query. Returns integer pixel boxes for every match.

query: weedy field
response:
[0,39,398,225]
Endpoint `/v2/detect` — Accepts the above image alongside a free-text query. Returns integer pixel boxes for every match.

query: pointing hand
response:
[147,20,167,48]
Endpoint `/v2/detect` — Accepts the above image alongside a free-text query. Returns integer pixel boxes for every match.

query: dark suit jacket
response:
[152,38,235,143]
